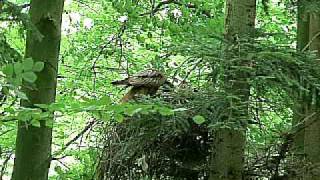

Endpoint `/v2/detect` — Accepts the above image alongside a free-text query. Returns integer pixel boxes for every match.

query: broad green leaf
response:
[69,102,81,112]
[33,62,45,72]
[125,107,142,116]
[173,108,188,112]
[40,112,51,119]
[16,91,28,100]
[31,119,41,127]
[3,64,14,77]
[49,103,66,111]
[22,72,37,83]
[45,118,54,127]
[158,107,174,116]
[114,113,124,123]
[193,115,205,125]
[35,104,49,109]
[32,112,41,121]
[14,62,23,75]
[84,105,98,111]
[136,34,145,43]
[96,96,111,105]
[23,58,34,71]
[100,113,111,122]
[17,111,31,121]
[112,104,125,113]
[10,76,23,86]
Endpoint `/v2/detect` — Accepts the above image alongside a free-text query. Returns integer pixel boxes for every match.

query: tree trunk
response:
[291,0,309,159]
[11,1,64,180]
[303,12,320,180]
[209,0,256,180]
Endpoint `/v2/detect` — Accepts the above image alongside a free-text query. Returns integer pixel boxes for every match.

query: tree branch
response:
[52,120,96,158]
[140,0,212,18]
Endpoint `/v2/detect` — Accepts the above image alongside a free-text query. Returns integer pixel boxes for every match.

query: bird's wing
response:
[128,69,166,87]
[111,78,129,86]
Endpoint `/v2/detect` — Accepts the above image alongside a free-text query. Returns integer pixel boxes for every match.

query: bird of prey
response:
[112,69,167,102]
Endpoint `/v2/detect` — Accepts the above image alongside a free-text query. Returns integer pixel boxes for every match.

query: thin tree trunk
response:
[209,0,256,179]
[11,1,64,180]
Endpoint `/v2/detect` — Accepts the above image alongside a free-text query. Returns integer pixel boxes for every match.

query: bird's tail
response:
[111,79,128,86]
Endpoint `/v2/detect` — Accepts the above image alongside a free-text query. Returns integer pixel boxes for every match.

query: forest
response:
[1,0,320,180]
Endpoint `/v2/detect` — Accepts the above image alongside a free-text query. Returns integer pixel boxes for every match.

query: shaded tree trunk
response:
[303,12,320,180]
[11,0,64,180]
[209,0,256,179]
[291,0,310,159]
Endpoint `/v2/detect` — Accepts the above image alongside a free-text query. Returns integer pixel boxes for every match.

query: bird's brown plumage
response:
[112,69,167,102]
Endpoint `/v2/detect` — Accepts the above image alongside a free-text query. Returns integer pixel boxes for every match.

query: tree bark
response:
[209,0,256,180]
[303,12,320,180]
[291,0,309,159]
[11,1,64,180]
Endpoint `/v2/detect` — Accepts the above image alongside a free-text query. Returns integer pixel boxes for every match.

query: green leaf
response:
[32,112,41,121]
[173,108,188,112]
[54,166,64,174]
[100,113,111,122]
[31,119,41,127]
[84,105,98,111]
[45,118,54,127]
[17,110,31,122]
[125,107,142,116]
[35,104,49,109]
[16,91,28,100]
[158,107,174,116]
[49,103,66,112]
[114,113,124,123]
[23,58,34,71]
[10,76,23,86]
[14,62,23,75]
[3,64,14,77]
[33,62,45,72]
[136,34,145,43]
[193,115,205,125]
[96,96,111,105]
[22,72,37,83]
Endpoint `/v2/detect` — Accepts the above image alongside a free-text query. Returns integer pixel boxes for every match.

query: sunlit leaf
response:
[16,91,28,100]
[193,115,205,125]
[114,113,124,123]
[3,64,14,77]
[33,62,45,72]
[14,62,23,75]
[23,58,34,71]
[158,107,174,116]
[22,72,37,83]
